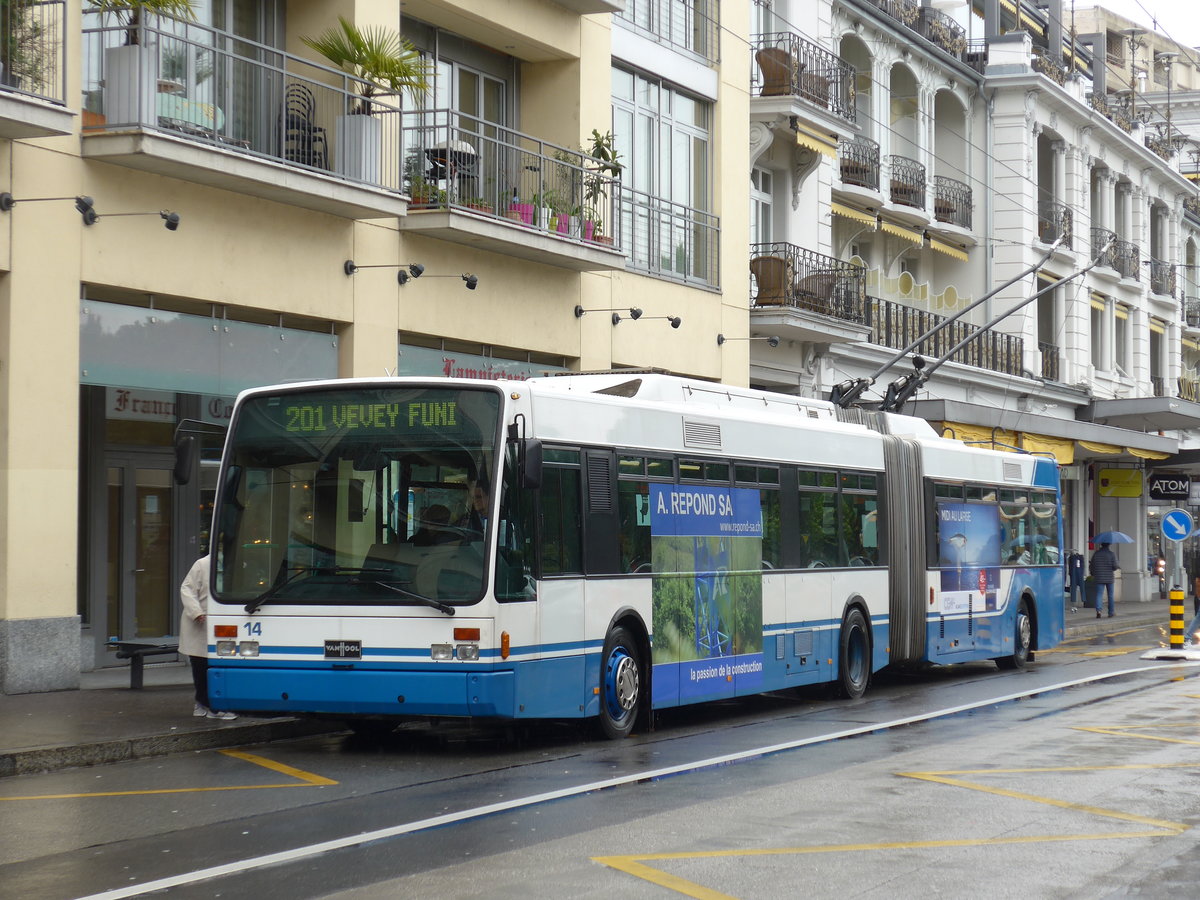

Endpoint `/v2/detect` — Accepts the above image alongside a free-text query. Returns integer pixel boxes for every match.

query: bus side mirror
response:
[520,438,543,489]
[173,434,196,485]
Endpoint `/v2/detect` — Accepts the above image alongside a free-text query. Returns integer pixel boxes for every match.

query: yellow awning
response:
[1090,297,1106,311]
[1184,339,1198,350]
[1149,319,1165,334]
[1115,305,1129,320]
[1127,447,1171,460]
[1020,433,1075,465]
[929,238,968,262]
[939,422,1018,450]
[794,129,837,159]
[880,220,924,245]
[831,202,877,228]
[1079,440,1123,455]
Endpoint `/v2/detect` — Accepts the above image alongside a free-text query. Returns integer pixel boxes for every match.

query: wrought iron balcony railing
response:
[752,32,855,123]
[1151,375,1167,398]
[887,155,925,209]
[917,7,967,58]
[616,0,719,64]
[1185,195,1200,222]
[838,138,879,191]
[622,184,719,287]
[1039,341,1060,382]
[1112,238,1141,280]
[868,0,920,30]
[866,297,1025,377]
[1,0,64,103]
[1037,199,1072,248]
[933,176,971,229]
[1179,376,1200,402]
[1148,259,1175,297]
[83,17,405,191]
[1185,296,1200,328]
[1032,52,1068,86]
[750,242,866,322]
[402,108,622,251]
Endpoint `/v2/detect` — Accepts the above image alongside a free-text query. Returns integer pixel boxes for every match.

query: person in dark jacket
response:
[1089,542,1120,618]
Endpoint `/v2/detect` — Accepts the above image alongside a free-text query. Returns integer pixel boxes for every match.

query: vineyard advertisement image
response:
[648,484,765,705]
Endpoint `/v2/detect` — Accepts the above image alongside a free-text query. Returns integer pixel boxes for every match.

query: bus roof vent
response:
[683,420,722,449]
[1003,461,1023,483]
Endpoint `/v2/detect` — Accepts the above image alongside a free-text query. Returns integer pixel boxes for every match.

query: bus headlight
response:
[238,641,260,657]
[455,643,479,661]
[430,643,453,661]
[216,640,237,657]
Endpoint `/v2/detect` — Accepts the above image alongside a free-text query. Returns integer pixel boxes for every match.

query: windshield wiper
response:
[244,565,389,615]
[365,580,456,616]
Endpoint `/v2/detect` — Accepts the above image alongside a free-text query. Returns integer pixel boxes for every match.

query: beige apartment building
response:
[0,0,750,693]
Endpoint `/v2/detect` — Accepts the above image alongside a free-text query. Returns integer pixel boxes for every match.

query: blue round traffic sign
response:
[1162,509,1194,542]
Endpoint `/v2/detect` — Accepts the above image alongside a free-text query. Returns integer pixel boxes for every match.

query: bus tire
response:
[597,625,642,740]
[996,599,1032,670]
[836,607,871,699]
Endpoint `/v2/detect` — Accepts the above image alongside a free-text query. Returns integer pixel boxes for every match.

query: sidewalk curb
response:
[0,718,342,778]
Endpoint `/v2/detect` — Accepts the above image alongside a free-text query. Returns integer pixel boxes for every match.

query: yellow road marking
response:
[0,749,336,801]
[1076,724,1200,747]
[595,748,1191,896]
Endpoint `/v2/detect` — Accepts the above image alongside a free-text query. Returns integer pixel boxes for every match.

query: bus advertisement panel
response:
[649,484,764,705]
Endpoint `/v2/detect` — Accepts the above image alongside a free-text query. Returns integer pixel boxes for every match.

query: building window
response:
[1114,306,1129,374]
[612,67,718,286]
[751,167,772,245]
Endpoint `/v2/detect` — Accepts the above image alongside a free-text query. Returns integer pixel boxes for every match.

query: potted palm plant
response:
[301,17,429,182]
[583,129,622,244]
[90,0,197,125]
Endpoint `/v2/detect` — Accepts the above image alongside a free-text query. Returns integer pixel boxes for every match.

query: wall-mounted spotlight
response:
[0,193,179,229]
[575,305,643,325]
[646,315,683,329]
[343,260,475,289]
[717,334,780,347]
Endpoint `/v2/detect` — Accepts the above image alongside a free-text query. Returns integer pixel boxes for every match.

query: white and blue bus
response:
[204,373,1064,737]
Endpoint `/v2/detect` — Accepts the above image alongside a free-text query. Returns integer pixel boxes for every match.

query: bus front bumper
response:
[208,664,515,718]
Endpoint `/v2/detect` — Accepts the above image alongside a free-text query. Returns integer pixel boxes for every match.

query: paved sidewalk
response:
[0,603,1175,779]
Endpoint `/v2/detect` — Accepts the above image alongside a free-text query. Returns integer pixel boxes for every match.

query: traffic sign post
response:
[1161,509,1194,620]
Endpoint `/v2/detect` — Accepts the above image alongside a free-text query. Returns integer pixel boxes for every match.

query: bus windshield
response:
[212,384,502,609]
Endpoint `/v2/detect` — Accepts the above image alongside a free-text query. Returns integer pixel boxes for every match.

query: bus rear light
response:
[501,631,510,660]
[214,625,238,638]
[454,627,481,641]
[238,641,260,657]
[431,644,453,661]
[456,644,480,661]
[216,641,237,657]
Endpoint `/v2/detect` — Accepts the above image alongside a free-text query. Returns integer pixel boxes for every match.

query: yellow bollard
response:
[1170,586,1186,649]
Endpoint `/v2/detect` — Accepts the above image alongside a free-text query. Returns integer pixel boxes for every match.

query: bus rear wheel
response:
[996,599,1032,670]
[836,608,871,699]
[597,625,642,740]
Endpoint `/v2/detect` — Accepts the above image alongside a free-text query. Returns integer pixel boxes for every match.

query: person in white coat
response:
[180,555,236,720]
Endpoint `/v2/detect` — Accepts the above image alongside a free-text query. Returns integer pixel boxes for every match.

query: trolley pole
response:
[1170,585,1186,649]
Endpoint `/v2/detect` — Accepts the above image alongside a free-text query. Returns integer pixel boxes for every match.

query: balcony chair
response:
[799,72,831,107]
[281,83,328,170]
[756,48,798,97]
[750,255,790,306]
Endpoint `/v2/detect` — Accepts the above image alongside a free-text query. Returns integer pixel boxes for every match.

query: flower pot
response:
[105,43,157,126]
[538,206,554,230]
[583,220,595,242]
[335,114,380,183]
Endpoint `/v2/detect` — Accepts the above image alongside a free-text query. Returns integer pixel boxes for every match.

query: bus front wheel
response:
[597,625,642,739]
[996,600,1032,670]
[836,608,871,699]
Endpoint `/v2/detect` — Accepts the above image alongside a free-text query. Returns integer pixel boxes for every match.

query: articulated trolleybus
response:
[206,373,1063,737]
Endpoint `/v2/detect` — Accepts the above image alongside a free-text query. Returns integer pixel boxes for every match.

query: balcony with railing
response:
[1031,51,1068,87]
[866,297,1025,378]
[1179,375,1200,402]
[399,108,626,271]
[868,0,920,31]
[621,185,719,287]
[1039,341,1060,382]
[1151,375,1167,398]
[749,242,867,341]
[887,155,925,210]
[0,0,70,138]
[615,0,719,64]
[933,176,972,230]
[82,16,424,218]
[917,7,967,59]
[1112,238,1141,280]
[1092,227,1118,270]
[1185,296,1200,328]
[1037,199,1072,248]
[752,32,855,124]
[838,138,879,191]
[1148,259,1175,297]
[1185,195,1200,224]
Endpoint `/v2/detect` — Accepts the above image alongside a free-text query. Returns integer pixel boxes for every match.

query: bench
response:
[107,641,180,689]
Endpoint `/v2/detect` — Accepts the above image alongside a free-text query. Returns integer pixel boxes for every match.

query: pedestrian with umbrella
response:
[1089,530,1131,618]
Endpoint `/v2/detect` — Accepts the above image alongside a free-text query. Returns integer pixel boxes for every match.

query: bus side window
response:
[541,460,583,575]
[798,477,836,567]
[496,445,539,601]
